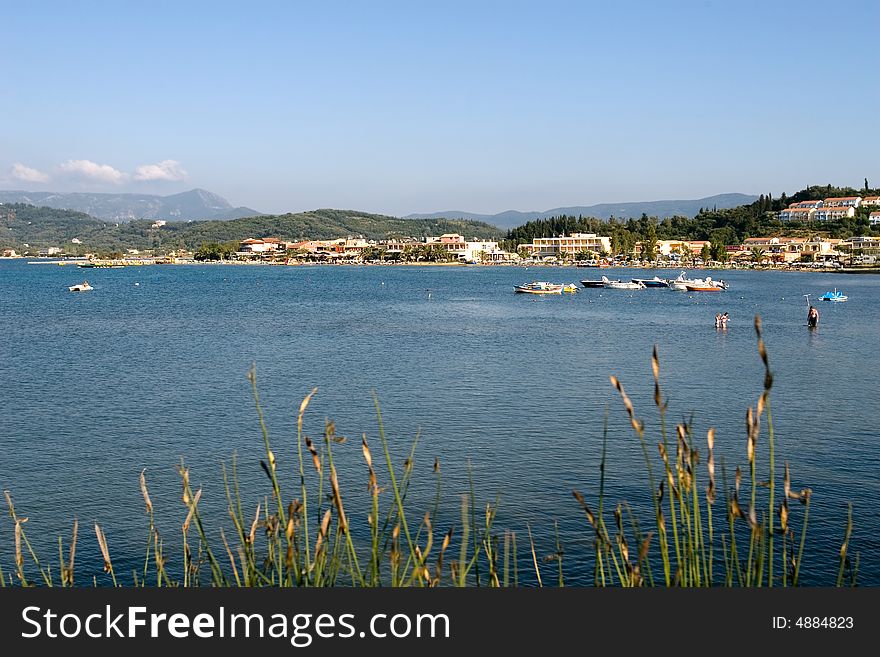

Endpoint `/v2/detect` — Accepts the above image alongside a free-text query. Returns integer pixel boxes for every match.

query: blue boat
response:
[819,288,847,302]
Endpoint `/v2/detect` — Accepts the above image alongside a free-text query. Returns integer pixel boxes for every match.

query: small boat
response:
[631,276,669,288]
[602,276,645,290]
[685,278,726,292]
[819,289,847,302]
[580,279,605,288]
[668,271,697,290]
[669,270,728,291]
[562,283,579,293]
[68,280,93,292]
[514,281,563,294]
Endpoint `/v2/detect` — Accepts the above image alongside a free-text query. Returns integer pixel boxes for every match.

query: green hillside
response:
[0,205,504,254]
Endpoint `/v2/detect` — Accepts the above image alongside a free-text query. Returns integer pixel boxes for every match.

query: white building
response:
[523,233,612,258]
[861,196,880,207]
[870,212,880,226]
[823,196,862,207]
[779,207,816,221]
[425,234,500,261]
[815,206,856,221]
[238,238,284,253]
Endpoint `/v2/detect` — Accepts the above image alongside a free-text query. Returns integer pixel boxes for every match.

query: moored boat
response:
[580,279,605,288]
[669,270,728,291]
[68,280,93,292]
[602,276,645,290]
[562,283,579,293]
[631,276,669,288]
[514,281,564,294]
[685,282,724,292]
[668,270,697,290]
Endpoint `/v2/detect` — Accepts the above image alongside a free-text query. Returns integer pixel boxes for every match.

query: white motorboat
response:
[68,280,93,292]
[668,271,728,291]
[602,276,645,290]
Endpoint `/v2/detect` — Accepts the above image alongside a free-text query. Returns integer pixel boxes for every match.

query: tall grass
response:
[0,316,858,587]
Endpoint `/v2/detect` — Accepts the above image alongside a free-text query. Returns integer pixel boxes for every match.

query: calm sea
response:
[1,260,878,585]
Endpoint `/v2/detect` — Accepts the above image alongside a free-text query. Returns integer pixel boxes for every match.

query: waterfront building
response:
[841,236,880,253]
[424,233,501,261]
[378,239,416,257]
[862,196,880,206]
[684,240,711,256]
[239,238,284,253]
[655,240,690,258]
[742,236,842,263]
[522,233,612,259]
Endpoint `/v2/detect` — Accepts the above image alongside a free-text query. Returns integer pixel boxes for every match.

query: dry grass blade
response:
[94,523,112,572]
[14,520,23,568]
[706,428,716,503]
[330,465,348,533]
[139,469,153,514]
[361,436,373,470]
[305,436,322,473]
[572,490,597,529]
[298,388,318,429]
[314,509,332,557]
[248,502,261,544]
[179,466,191,505]
[610,375,643,433]
[183,489,202,533]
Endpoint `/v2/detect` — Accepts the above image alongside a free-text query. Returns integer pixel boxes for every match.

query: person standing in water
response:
[807,305,819,328]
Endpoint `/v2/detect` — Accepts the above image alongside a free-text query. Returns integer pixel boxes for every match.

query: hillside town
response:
[778,194,880,223]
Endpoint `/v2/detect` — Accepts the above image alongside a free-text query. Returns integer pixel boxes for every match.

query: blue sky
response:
[1,0,877,215]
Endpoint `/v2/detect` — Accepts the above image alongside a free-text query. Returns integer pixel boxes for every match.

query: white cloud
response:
[59,159,126,184]
[11,163,50,183]
[133,159,188,182]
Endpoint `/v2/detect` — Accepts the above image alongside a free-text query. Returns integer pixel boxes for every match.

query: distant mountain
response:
[0,188,261,222]
[406,193,759,229]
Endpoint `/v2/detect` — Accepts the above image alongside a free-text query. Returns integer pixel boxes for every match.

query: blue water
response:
[1,260,878,585]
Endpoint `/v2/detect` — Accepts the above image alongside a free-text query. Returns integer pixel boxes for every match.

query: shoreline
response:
[9,256,880,274]
[6,254,880,274]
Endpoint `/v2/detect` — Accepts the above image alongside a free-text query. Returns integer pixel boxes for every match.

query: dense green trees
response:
[193,241,238,260]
